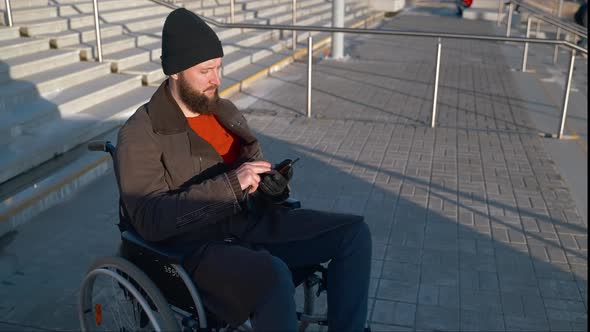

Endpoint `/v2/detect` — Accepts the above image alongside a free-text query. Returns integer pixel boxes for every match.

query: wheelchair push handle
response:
[87,140,116,157]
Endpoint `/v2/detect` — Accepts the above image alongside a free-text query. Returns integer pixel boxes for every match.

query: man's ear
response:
[169,73,179,81]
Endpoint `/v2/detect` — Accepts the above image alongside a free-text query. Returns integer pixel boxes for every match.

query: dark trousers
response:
[192,219,372,331]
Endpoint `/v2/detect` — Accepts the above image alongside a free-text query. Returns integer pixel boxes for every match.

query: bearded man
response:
[115,8,371,331]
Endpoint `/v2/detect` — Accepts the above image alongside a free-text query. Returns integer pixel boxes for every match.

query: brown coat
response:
[116,80,356,245]
[115,81,359,324]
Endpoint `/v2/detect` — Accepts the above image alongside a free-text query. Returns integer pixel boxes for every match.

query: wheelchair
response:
[78,141,329,332]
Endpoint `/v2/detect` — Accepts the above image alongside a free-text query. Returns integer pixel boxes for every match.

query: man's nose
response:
[210,70,221,86]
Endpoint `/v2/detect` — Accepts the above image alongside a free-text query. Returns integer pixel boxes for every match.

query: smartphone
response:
[276,158,300,176]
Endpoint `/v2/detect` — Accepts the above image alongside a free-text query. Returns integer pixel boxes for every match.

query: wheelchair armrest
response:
[278,197,301,209]
[121,230,187,264]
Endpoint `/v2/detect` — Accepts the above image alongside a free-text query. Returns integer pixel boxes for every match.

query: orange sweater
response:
[187,114,241,165]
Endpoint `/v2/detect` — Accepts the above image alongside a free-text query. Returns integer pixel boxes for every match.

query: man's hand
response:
[235,161,272,193]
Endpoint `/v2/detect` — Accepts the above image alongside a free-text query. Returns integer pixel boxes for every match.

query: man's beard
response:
[177,77,220,115]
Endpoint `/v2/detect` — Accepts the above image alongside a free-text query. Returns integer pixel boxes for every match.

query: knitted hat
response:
[161,8,224,75]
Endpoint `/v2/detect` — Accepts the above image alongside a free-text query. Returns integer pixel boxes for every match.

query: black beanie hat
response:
[161,8,224,75]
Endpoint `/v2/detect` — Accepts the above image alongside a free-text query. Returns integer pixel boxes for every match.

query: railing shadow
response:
[250,128,587,330]
[0,59,63,188]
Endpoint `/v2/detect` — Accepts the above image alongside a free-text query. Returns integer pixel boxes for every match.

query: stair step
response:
[0,6,58,25]
[0,37,49,59]
[219,9,381,93]
[223,29,278,51]
[71,0,154,13]
[0,85,155,187]
[0,83,154,240]
[220,50,292,91]
[240,0,290,10]
[39,24,123,48]
[132,26,162,38]
[47,73,142,116]
[222,40,286,75]
[119,13,168,32]
[0,61,111,113]
[0,48,79,84]
[106,41,160,72]
[0,0,48,10]
[51,0,100,4]
[122,61,165,85]
[0,74,142,152]
[100,4,171,23]
[19,13,95,36]
[0,27,20,40]
[77,33,160,60]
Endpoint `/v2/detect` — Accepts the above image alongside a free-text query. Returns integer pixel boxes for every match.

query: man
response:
[115,7,371,331]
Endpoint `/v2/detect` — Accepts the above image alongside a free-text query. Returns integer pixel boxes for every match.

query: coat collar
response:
[147,80,189,135]
[146,80,257,145]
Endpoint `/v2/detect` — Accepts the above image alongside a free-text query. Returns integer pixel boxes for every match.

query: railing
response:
[503,0,587,38]
[502,0,587,65]
[92,0,103,62]
[4,0,587,139]
[203,16,586,139]
[157,0,590,139]
[3,0,13,27]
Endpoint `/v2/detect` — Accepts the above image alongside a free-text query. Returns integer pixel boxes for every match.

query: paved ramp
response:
[0,9,587,332]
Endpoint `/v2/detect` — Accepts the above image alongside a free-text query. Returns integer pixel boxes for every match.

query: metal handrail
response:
[292,0,297,50]
[507,0,587,37]
[199,16,587,52]
[3,0,13,27]
[523,0,586,33]
[135,0,590,138]
[92,0,103,62]
[150,0,586,52]
[502,0,586,66]
[196,15,584,138]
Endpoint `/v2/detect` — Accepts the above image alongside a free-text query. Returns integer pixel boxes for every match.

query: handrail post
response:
[535,18,541,37]
[557,49,576,139]
[307,34,313,118]
[431,38,442,128]
[230,0,235,24]
[4,0,13,27]
[522,15,532,71]
[92,0,103,62]
[553,0,563,64]
[292,0,297,50]
[506,2,514,37]
[497,0,503,26]
[332,0,344,59]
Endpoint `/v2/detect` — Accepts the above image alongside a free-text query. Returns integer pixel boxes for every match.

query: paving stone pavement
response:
[232,12,588,332]
[0,8,587,332]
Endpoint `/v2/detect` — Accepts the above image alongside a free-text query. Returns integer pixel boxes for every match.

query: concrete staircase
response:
[0,0,384,236]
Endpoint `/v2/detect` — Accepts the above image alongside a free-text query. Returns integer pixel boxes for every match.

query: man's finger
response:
[244,160,272,168]
[243,163,272,174]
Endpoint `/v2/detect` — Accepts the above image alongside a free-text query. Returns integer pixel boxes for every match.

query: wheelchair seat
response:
[121,230,187,264]
[121,227,325,288]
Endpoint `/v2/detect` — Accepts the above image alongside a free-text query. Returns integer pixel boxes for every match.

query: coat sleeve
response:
[115,112,244,242]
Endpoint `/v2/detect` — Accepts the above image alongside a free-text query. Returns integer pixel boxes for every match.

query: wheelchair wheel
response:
[298,272,328,332]
[79,256,179,331]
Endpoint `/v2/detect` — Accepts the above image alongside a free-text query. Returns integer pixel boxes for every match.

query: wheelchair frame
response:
[78,140,329,331]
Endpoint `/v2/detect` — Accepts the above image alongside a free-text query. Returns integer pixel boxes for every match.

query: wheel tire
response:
[79,256,179,331]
